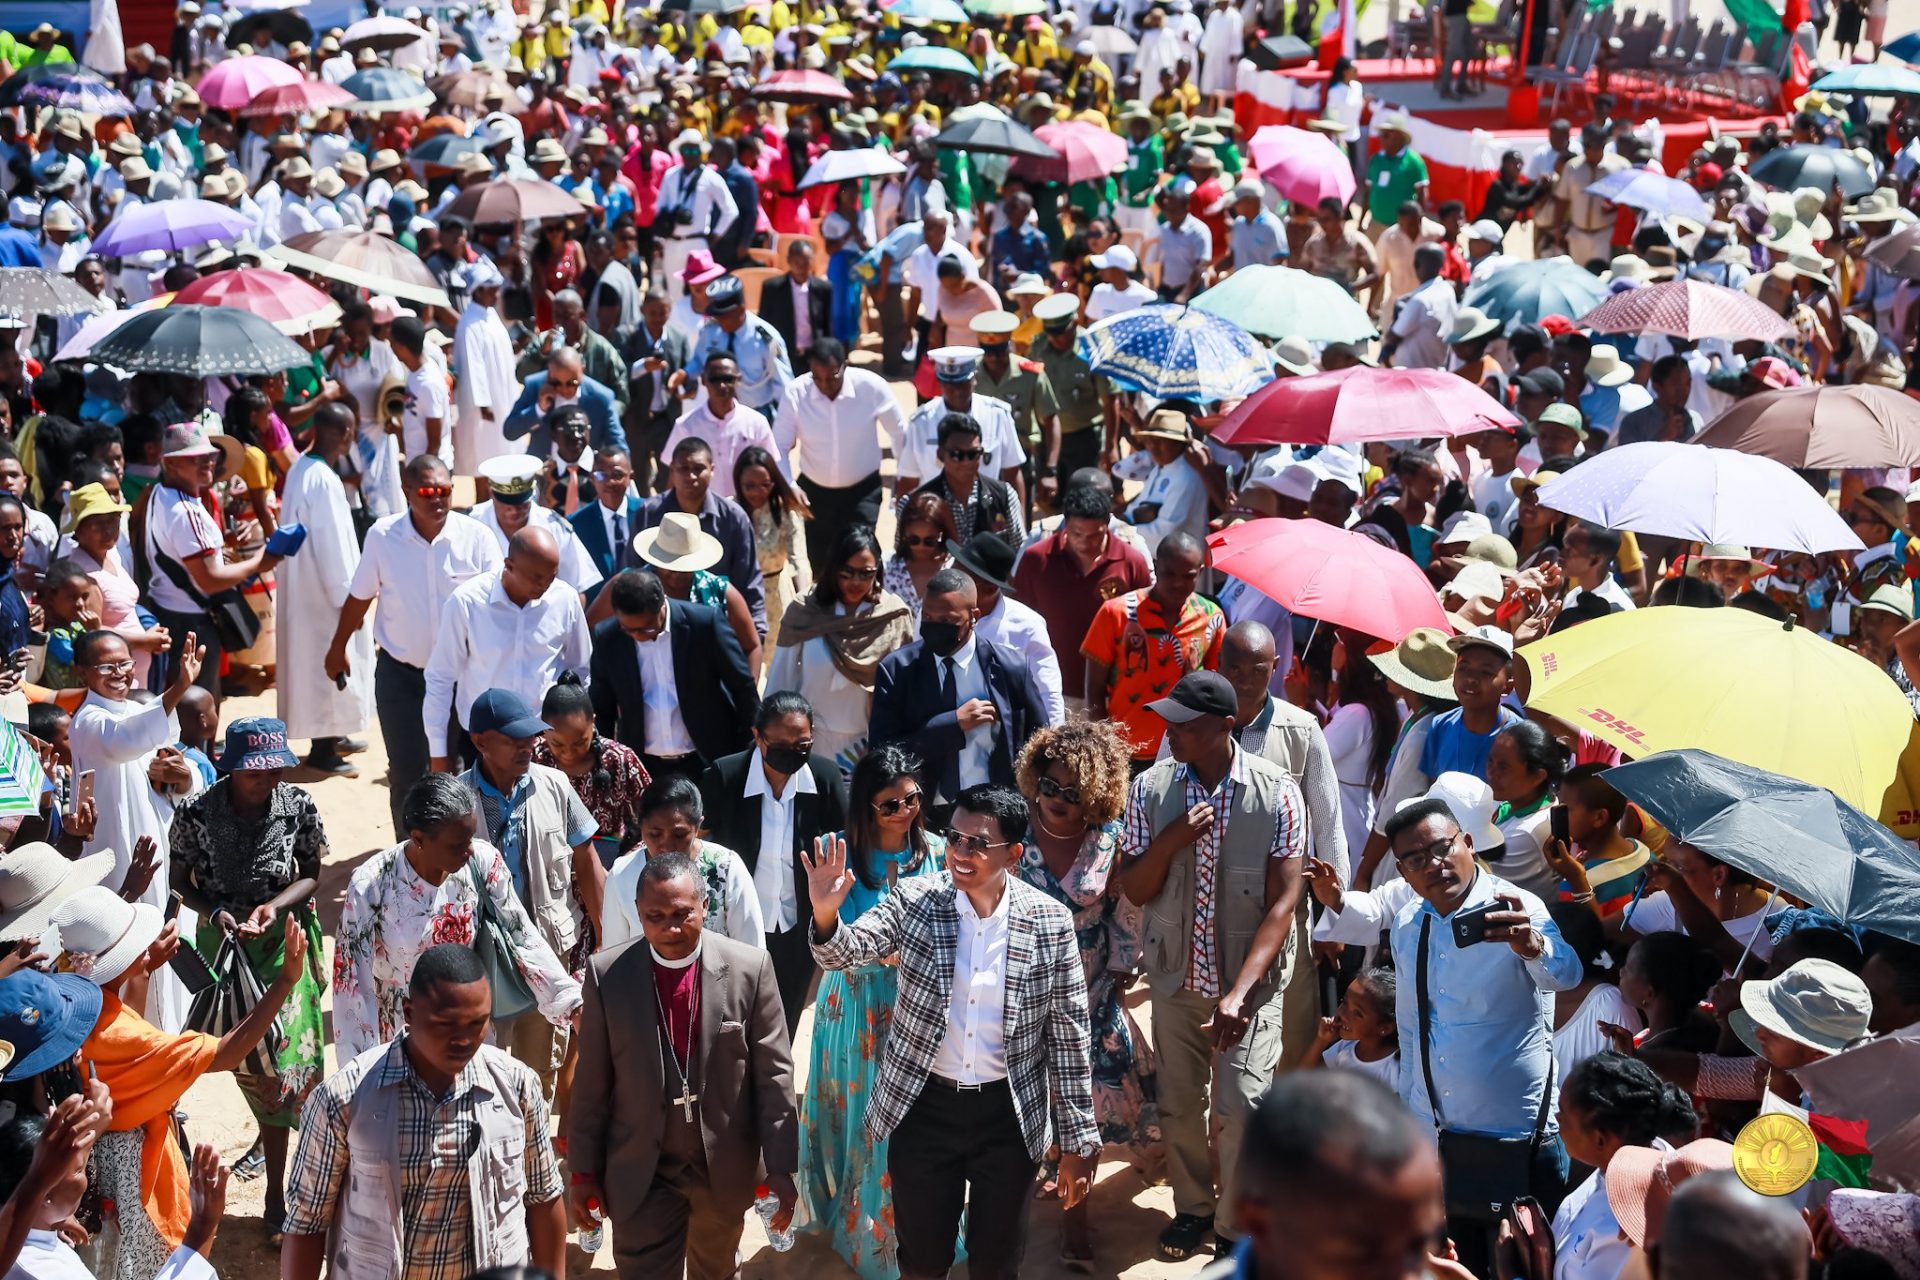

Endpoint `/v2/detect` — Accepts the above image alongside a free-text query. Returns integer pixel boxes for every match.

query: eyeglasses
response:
[901,534,943,549]
[87,660,135,675]
[873,790,923,817]
[1394,833,1461,871]
[1035,776,1082,805]
[837,566,879,581]
[944,828,1012,855]
[943,447,985,462]
[412,484,454,498]
[705,374,739,385]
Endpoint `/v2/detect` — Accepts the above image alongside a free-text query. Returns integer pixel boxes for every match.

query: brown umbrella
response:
[1692,384,1920,469]
[1866,221,1920,281]
[436,179,589,227]
[429,68,509,110]
[265,229,451,308]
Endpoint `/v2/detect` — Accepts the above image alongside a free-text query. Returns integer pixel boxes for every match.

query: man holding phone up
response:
[1347,797,1582,1274]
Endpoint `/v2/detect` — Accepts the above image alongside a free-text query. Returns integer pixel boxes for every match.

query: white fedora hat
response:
[631,510,723,573]
[48,887,165,988]
[0,845,115,944]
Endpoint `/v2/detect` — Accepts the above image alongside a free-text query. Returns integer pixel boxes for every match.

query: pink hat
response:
[680,249,726,286]
[1749,355,1801,389]
[1024,14,1045,28]
[1605,1139,1736,1248]
[369,295,416,325]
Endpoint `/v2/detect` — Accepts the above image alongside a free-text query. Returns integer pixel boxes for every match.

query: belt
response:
[925,1073,1010,1093]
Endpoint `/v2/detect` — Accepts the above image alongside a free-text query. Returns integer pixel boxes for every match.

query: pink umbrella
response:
[1208,518,1450,642]
[240,80,358,119]
[198,55,304,111]
[1213,366,1521,448]
[751,70,853,103]
[1011,121,1128,185]
[1247,124,1355,207]
[172,268,337,331]
[1576,278,1796,343]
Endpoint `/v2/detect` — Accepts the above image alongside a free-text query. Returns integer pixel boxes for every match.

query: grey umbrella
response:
[89,305,314,378]
[0,268,110,318]
[1605,749,1920,945]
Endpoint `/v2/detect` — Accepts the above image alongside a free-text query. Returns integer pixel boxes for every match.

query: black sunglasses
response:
[873,790,923,817]
[1036,776,1083,806]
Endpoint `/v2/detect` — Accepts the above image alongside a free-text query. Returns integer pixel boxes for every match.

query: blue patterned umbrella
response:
[1462,258,1609,329]
[25,74,133,117]
[1076,305,1273,403]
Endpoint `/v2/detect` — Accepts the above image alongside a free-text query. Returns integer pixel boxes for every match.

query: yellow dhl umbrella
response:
[1517,606,1920,839]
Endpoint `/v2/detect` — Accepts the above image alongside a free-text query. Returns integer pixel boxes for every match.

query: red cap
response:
[1538,314,1578,336]
[1692,161,1723,190]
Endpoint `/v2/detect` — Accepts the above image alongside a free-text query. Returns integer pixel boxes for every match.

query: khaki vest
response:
[331,1043,532,1280]
[1137,753,1303,1001]
[467,763,582,957]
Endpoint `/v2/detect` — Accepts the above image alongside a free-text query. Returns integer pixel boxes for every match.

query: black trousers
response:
[639,753,705,786]
[1058,427,1102,479]
[764,921,816,1038]
[797,471,883,573]
[888,1078,1038,1280]
[148,602,224,700]
[374,651,468,839]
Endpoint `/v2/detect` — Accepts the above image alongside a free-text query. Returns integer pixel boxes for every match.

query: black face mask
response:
[762,743,811,775]
[920,618,965,657]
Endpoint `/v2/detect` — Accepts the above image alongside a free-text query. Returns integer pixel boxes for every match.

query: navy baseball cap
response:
[216,717,300,771]
[0,969,102,1081]
[468,688,549,739]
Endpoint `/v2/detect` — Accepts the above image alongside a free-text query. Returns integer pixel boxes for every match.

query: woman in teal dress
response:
[798,743,946,1280]
[1015,721,1162,1272]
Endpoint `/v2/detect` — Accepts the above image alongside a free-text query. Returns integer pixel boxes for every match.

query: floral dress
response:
[1017,821,1162,1172]
[331,840,581,1062]
[799,835,949,1280]
[168,779,329,1127]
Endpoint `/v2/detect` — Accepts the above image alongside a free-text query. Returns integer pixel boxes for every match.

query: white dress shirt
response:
[772,366,904,489]
[743,746,817,933]
[422,569,591,755]
[633,599,696,757]
[897,394,1027,485]
[595,498,630,560]
[655,163,740,242]
[942,634,993,789]
[469,500,604,595]
[974,596,1063,725]
[932,880,1011,1084]
[9,1233,217,1280]
[346,511,503,670]
[1125,454,1210,554]
[787,277,815,355]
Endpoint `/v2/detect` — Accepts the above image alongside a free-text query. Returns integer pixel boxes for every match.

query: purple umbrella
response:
[91,199,253,258]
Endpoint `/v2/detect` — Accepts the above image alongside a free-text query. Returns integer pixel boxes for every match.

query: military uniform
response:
[971,310,1057,467]
[1032,293,1109,479]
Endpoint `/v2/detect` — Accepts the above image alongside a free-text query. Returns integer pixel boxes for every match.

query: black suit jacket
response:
[756,275,832,361]
[699,749,849,900]
[588,601,759,765]
[869,636,1048,803]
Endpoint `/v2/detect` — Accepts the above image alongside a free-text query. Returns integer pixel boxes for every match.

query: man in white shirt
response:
[895,347,1028,509]
[902,210,978,345]
[469,455,605,600]
[328,454,503,834]
[388,318,453,467]
[1086,245,1157,321]
[654,130,740,300]
[1383,245,1457,370]
[423,525,591,771]
[276,158,324,241]
[772,337,905,568]
[950,533,1066,726]
[1123,410,1210,555]
[661,355,778,500]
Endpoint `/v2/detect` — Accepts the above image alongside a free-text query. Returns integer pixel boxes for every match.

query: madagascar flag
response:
[1761,1095,1875,1189]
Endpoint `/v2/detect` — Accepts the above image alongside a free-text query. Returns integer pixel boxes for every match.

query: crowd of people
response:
[0,1,1912,1280]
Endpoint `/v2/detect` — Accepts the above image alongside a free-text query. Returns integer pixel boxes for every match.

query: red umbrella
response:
[1011,121,1128,185]
[239,80,358,119]
[751,69,853,103]
[172,267,338,331]
[1575,279,1796,343]
[1213,366,1521,448]
[1208,519,1450,642]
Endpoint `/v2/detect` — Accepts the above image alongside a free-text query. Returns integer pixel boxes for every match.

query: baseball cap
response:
[1445,624,1514,660]
[468,688,551,739]
[1146,671,1238,724]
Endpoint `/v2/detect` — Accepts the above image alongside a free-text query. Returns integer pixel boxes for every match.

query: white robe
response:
[275,455,375,741]
[69,693,193,1033]
[452,301,518,477]
[1199,7,1244,96]
[1134,28,1182,93]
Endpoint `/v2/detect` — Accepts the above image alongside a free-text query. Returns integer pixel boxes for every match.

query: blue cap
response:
[468,688,549,739]
[216,717,300,772]
[0,970,102,1082]
[875,72,902,91]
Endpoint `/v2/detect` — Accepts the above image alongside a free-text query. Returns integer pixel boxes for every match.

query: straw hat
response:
[1846,188,1915,226]
[1368,628,1457,700]
[313,167,345,198]
[1510,468,1563,499]
[1584,345,1633,387]
[1135,407,1193,443]
[1605,1140,1736,1248]
[632,511,724,573]
[1446,306,1501,344]
[530,137,568,166]
[0,844,116,943]
[48,887,166,988]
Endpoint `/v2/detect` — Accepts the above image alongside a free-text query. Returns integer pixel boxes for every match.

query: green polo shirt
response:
[1366,147,1429,226]
[1122,135,1164,209]
[1034,336,1107,437]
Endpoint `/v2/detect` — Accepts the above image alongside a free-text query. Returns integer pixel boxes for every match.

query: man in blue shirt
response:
[988,189,1053,290]
[685,274,791,418]
[1227,179,1287,270]
[709,136,759,269]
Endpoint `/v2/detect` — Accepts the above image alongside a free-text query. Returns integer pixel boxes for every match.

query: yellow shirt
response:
[1072,107,1111,130]
[544,24,573,59]
[1151,84,1199,118]
[511,34,548,70]
[1010,33,1058,67]
[573,0,611,21]
[678,100,715,133]
[1012,313,1044,351]
[1067,56,1114,111]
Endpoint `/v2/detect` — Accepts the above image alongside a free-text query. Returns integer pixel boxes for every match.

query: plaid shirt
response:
[1121,747,1304,999]
[810,874,1100,1161]
[283,1040,562,1280]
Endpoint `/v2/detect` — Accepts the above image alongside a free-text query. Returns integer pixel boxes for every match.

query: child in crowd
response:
[1306,967,1399,1089]
[1549,763,1652,916]
[36,559,101,691]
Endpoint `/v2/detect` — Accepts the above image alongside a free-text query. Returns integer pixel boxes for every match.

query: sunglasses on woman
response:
[1035,776,1082,806]
[901,534,943,549]
[873,790,922,816]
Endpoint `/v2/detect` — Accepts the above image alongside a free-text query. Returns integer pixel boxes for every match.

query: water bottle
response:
[753,1184,793,1252]
[578,1198,605,1254]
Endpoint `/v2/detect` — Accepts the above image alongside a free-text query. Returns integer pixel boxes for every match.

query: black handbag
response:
[465,852,540,1022]
[146,535,263,653]
[1416,914,1553,1225]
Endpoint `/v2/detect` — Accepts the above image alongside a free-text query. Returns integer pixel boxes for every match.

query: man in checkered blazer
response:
[807,783,1099,1280]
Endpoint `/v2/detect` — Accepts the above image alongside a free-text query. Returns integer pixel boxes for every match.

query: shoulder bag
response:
[1416,913,1553,1225]
[141,497,264,653]
[465,852,540,1022]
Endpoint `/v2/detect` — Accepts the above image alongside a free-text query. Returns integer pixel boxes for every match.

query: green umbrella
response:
[886,45,982,76]
[1462,258,1608,328]
[1191,266,1377,343]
